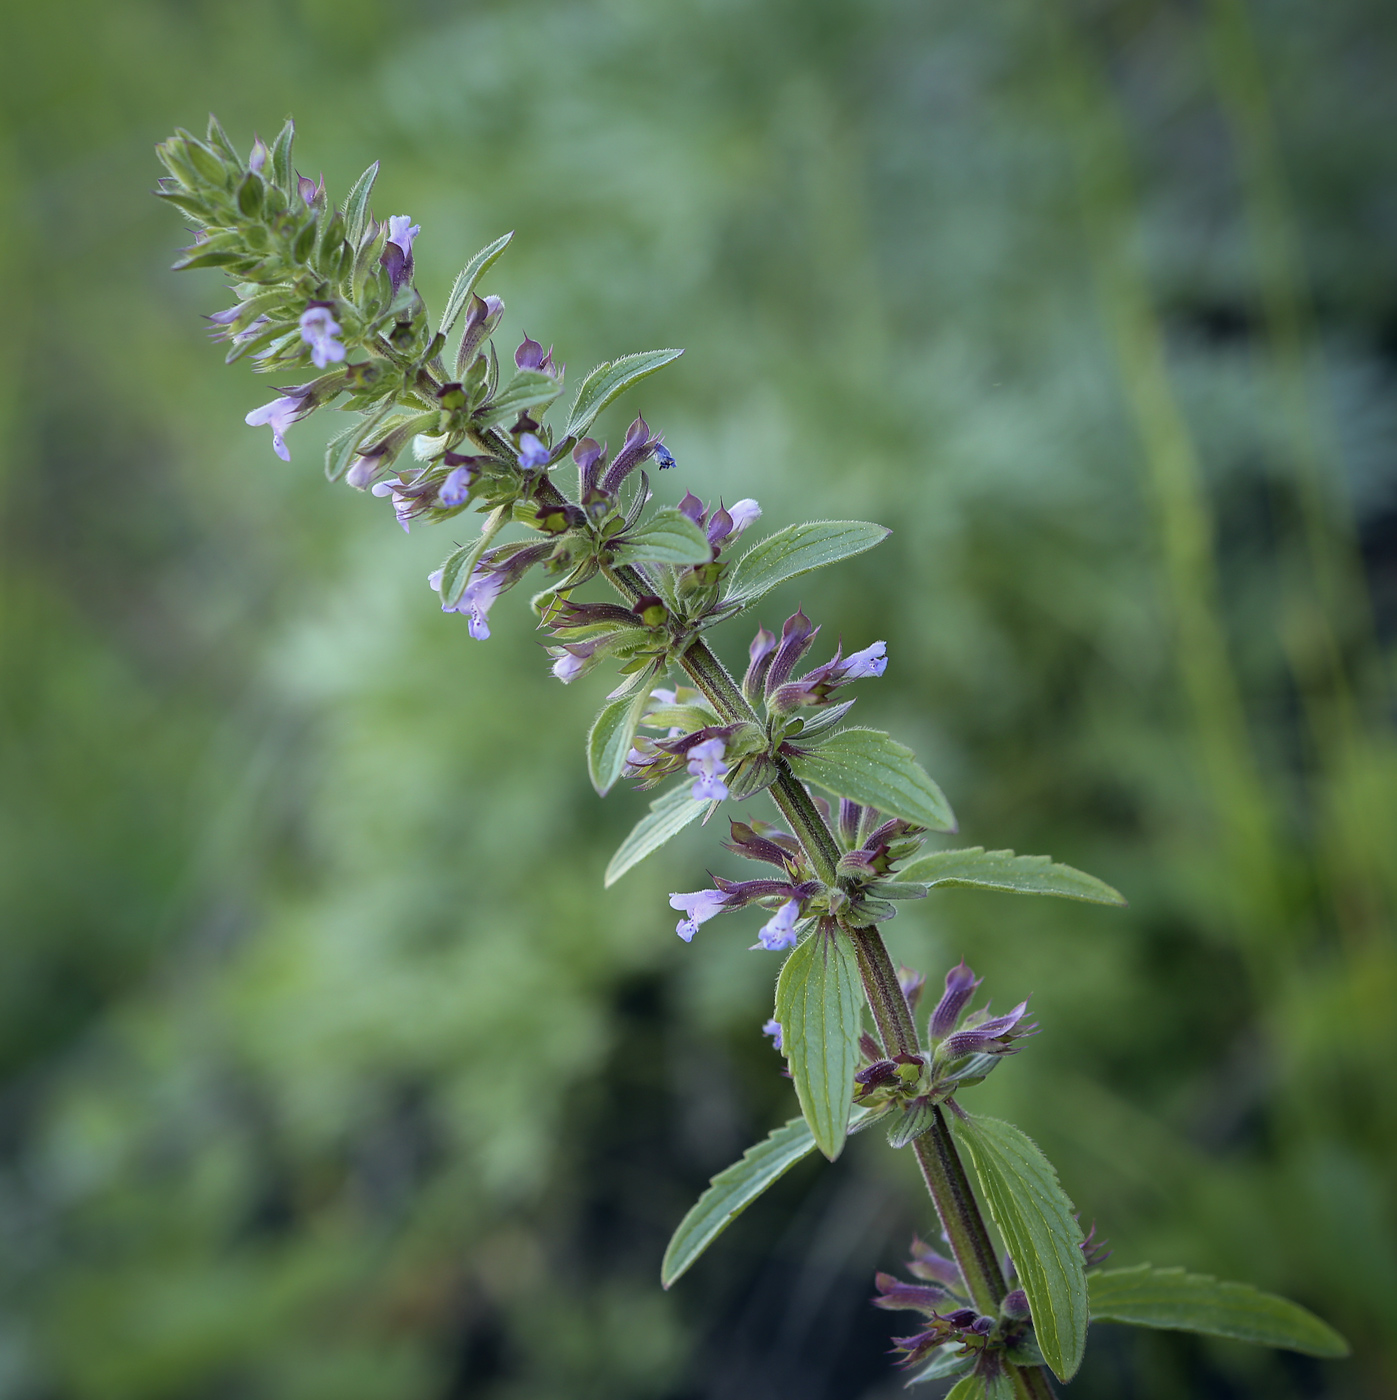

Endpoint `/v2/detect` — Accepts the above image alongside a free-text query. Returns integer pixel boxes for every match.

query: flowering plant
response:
[156,116,1350,1395]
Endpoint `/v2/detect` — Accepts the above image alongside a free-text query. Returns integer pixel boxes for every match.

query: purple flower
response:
[940,999,1036,1059]
[871,1273,954,1314]
[370,479,415,533]
[459,567,505,640]
[929,960,984,1041]
[438,464,474,507]
[298,302,345,369]
[244,392,308,461]
[517,433,549,469]
[386,215,420,258]
[743,625,779,703]
[762,1018,783,1051]
[551,648,588,683]
[752,899,801,951]
[727,498,762,537]
[457,293,505,368]
[381,214,421,292]
[669,888,731,942]
[841,640,887,678]
[686,736,729,802]
[654,444,677,470]
[346,451,388,490]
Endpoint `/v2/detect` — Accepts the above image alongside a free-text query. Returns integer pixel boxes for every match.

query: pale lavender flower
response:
[551,649,588,683]
[517,433,549,469]
[669,888,731,942]
[842,640,887,679]
[298,303,345,369]
[727,498,762,537]
[752,899,801,951]
[438,465,474,507]
[459,567,504,639]
[686,736,729,802]
[346,452,387,490]
[762,1018,783,1050]
[244,393,307,461]
[370,479,413,532]
[248,137,268,174]
[386,215,420,258]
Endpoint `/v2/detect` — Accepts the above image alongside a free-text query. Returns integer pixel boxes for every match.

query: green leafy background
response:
[1,1,1394,1397]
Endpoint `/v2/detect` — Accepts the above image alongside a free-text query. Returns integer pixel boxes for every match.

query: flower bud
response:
[764,610,818,696]
[928,960,982,1041]
[742,626,778,704]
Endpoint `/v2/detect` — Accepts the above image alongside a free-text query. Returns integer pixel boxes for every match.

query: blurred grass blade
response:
[1089,1265,1349,1356]
[897,848,1125,905]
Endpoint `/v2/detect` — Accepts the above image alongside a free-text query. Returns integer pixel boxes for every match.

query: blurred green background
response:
[1,0,1394,1396]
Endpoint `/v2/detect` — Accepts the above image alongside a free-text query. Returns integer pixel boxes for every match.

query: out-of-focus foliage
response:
[1,1,1394,1396]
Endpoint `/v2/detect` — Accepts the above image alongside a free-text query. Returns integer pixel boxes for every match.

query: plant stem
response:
[602,578,1053,1392]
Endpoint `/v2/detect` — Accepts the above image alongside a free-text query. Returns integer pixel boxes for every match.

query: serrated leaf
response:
[787,728,956,832]
[564,349,684,439]
[342,160,379,247]
[439,231,514,337]
[722,521,891,610]
[610,508,713,567]
[774,925,863,1161]
[587,683,652,796]
[474,369,564,430]
[952,1114,1088,1381]
[897,848,1125,905]
[605,782,711,887]
[268,117,295,192]
[1088,1265,1349,1357]
[661,1104,884,1289]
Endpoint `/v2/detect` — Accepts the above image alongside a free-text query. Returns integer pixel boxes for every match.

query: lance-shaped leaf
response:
[952,1113,1088,1382]
[268,117,295,193]
[774,925,863,1161]
[565,349,684,440]
[605,782,713,887]
[722,521,890,611]
[897,847,1125,905]
[942,1376,983,1400]
[610,508,713,567]
[474,369,564,430]
[661,1104,883,1288]
[1088,1265,1349,1357]
[439,231,514,337]
[342,160,379,247]
[787,728,956,833]
[587,683,652,796]
[322,405,393,483]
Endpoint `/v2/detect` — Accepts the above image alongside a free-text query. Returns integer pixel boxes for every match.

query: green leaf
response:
[474,369,564,429]
[887,1098,938,1149]
[722,520,891,610]
[941,1377,981,1400]
[587,683,652,796]
[660,1105,883,1288]
[323,405,392,483]
[342,160,379,247]
[1088,1265,1349,1357]
[774,925,863,1161]
[610,508,713,567]
[439,231,514,337]
[952,1113,1088,1381]
[897,847,1126,905]
[268,116,295,193]
[787,728,957,832]
[564,349,684,440]
[436,505,508,609]
[605,782,711,887]
[905,1346,975,1387]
